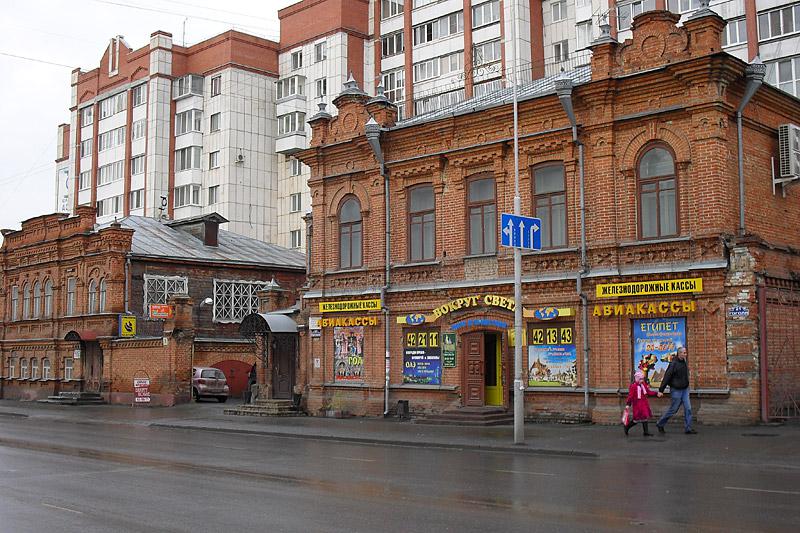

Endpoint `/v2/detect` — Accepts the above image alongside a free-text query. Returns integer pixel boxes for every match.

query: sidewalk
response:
[1,399,797,469]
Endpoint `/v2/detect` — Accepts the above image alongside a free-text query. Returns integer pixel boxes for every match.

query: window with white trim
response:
[316,78,327,98]
[759,4,800,41]
[98,126,126,152]
[143,274,188,314]
[33,281,41,318]
[44,280,53,317]
[173,74,203,99]
[213,279,272,322]
[290,229,302,249]
[129,189,144,210]
[131,154,145,175]
[99,279,106,312]
[96,195,123,217]
[278,112,306,135]
[209,151,220,169]
[551,0,567,22]
[99,92,126,119]
[66,277,76,316]
[10,285,19,321]
[174,184,201,207]
[208,185,219,205]
[42,358,51,380]
[175,109,202,136]
[88,279,97,314]
[382,31,404,58]
[132,119,146,140]
[766,56,800,97]
[414,57,440,82]
[617,0,655,31]
[382,68,405,118]
[315,41,327,62]
[667,0,702,14]
[9,357,16,379]
[290,192,302,212]
[472,0,500,28]
[64,358,74,381]
[132,84,147,107]
[577,21,593,50]
[289,158,303,176]
[98,160,124,185]
[381,0,404,19]
[79,170,92,190]
[20,358,29,379]
[722,18,747,47]
[414,88,465,115]
[30,358,39,380]
[211,75,222,97]
[210,113,221,132]
[554,40,569,63]
[23,283,31,319]
[276,76,305,99]
[413,12,463,45]
[80,106,93,126]
[175,146,202,171]
[80,139,92,158]
[473,39,502,67]
[291,51,303,70]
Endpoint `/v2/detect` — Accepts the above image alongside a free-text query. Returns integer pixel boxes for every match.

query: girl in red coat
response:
[625,370,657,436]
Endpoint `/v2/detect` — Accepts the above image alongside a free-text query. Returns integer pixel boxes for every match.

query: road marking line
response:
[210,445,247,451]
[41,503,83,514]
[724,486,800,496]
[332,457,375,462]
[495,469,555,476]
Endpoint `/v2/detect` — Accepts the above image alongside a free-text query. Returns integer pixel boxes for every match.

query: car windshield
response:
[216,371,226,380]
[201,369,216,378]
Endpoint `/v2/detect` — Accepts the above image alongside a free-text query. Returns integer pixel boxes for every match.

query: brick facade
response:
[297,11,800,423]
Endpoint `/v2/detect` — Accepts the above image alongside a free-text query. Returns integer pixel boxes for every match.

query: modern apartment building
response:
[55,0,800,249]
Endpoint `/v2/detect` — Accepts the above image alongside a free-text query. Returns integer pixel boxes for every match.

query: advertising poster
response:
[632,317,686,389]
[403,347,442,385]
[528,324,577,387]
[333,326,364,382]
[442,333,456,368]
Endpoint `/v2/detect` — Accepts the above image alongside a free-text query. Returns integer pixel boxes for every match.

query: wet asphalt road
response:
[0,415,798,533]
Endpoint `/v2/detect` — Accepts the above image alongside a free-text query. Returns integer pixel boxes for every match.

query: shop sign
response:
[442,333,456,368]
[149,304,174,319]
[320,316,379,327]
[528,323,577,388]
[451,318,509,331]
[134,378,151,403]
[395,313,432,325]
[596,277,703,298]
[533,307,559,320]
[592,300,696,318]
[320,299,381,313]
[119,315,136,338]
[432,294,515,320]
[333,326,364,382]
[507,328,527,347]
[522,307,575,319]
[728,305,749,318]
[632,317,686,389]
[309,316,322,338]
[403,330,441,385]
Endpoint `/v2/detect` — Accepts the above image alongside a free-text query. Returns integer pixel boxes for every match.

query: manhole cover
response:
[741,433,779,437]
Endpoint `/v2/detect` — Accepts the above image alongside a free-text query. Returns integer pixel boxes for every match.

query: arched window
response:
[533,163,567,249]
[409,185,435,262]
[99,278,107,312]
[20,358,29,379]
[339,197,362,269]
[88,279,97,314]
[638,146,678,239]
[43,280,53,317]
[33,281,41,318]
[66,277,77,316]
[42,358,51,380]
[467,176,496,255]
[23,283,31,319]
[10,285,19,321]
[30,358,39,380]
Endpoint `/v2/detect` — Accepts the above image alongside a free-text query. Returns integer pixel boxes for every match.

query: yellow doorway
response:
[484,333,503,406]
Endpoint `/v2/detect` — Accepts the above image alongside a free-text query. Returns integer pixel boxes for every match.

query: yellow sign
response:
[508,328,527,347]
[119,315,137,337]
[320,299,381,313]
[522,307,575,319]
[319,316,380,327]
[432,294,515,319]
[596,278,703,298]
[592,300,696,318]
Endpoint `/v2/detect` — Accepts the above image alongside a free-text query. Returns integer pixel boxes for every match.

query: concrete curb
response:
[149,422,599,458]
[0,411,28,418]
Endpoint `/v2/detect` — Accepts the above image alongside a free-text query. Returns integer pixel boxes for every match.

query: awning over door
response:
[239,313,298,338]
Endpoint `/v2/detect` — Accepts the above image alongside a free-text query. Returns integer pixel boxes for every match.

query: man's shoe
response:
[657,425,665,434]
[685,429,698,434]
[643,432,653,437]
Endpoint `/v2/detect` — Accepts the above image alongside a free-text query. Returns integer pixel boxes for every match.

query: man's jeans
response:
[657,387,693,431]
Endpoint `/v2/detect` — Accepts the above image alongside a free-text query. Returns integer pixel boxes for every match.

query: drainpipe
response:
[365,118,391,417]
[555,75,591,411]
[736,58,766,236]
[124,256,131,313]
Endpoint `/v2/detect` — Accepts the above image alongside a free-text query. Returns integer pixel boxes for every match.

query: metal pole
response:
[510,0,524,445]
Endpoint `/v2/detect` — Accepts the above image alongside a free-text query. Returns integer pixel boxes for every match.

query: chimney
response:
[166,213,227,247]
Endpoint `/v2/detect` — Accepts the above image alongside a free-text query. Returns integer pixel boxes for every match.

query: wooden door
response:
[463,333,484,406]
[84,342,103,393]
[271,334,295,399]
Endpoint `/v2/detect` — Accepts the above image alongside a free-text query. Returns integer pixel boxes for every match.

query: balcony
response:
[276,132,307,155]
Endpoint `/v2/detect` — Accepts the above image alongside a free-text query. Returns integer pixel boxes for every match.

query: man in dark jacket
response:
[656,347,697,434]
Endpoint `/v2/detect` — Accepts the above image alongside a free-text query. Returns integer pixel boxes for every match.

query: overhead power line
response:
[0,51,73,69]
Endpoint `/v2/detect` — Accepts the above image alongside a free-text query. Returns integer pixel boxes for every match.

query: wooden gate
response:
[761,278,800,420]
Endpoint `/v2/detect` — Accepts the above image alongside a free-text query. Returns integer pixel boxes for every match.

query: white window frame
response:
[173,74,204,99]
[617,0,655,31]
[381,0,404,20]
[758,4,800,41]
[33,281,41,318]
[174,184,201,208]
[551,0,567,22]
[131,154,145,175]
[276,76,305,100]
[291,50,303,70]
[212,279,272,323]
[132,84,147,107]
[80,139,92,158]
[10,285,19,321]
[64,358,74,381]
[143,274,188,315]
[210,75,222,97]
[210,113,221,132]
[314,41,327,62]
[414,57,440,82]
[80,106,94,126]
[290,229,302,249]
[66,277,76,316]
[175,109,203,136]
[129,189,144,210]
[315,78,327,98]
[44,280,53,317]
[79,170,92,191]
[175,146,202,171]
[382,31,404,58]
[278,112,306,135]
[554,40,569,63]
[30,358,39,380]
[576,21,593,50]
[290,192,302,212]
[413,12,463,45]
[23,283,31,319]
[98,160,124,185]
[42,358,51,380]
[20,358,28,380]
[289,158,303,177]
[208,185,219,205]
[88,279,97,314]
[96,195,123,217]
[132,119,146,140]
[99,92,126,119]
[473,39,502,67]
[209,151,220,169]
[9,357,16,379]
[766,56,800,97]
[722,18,747,47]
[99,279,106,312]
[472,0,500,29]
[98,126,126,152]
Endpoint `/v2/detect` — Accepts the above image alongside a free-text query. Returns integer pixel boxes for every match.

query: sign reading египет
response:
[319,299,381,313]
[596,278,703,298]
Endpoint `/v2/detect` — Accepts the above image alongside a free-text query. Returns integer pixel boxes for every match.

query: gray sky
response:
[0,0,293,234]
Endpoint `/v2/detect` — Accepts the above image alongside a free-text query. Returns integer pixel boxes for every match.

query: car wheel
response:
[193,388,200,402]
[217,396,227,403]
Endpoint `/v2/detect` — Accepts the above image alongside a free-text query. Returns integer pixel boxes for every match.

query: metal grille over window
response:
[213,279,272,322]
[143,275,188,315]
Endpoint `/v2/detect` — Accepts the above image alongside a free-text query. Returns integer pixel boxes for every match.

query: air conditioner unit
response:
[778,124,800,177]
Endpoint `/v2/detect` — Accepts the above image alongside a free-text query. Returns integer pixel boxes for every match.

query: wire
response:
[0,51,73,69]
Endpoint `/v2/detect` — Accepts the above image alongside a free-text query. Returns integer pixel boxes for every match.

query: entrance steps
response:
[414,406,514,426]
[38,392,106,405]
[224,399,302,417]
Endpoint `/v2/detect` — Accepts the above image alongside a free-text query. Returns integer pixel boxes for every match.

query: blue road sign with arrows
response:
[501,213,542,250]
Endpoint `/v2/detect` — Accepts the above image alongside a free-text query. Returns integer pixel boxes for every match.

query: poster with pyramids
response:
[528,344,577,387]
[632,317,686,389]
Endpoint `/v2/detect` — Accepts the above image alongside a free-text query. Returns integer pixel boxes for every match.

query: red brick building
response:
[297,10,800,424]
[0,208,305,405]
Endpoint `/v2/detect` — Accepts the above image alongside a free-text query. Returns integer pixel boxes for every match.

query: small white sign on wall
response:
[73,348,81,360]
[314,358,321,369]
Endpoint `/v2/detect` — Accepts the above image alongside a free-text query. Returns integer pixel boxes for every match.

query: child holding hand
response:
[624,370,658,437]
